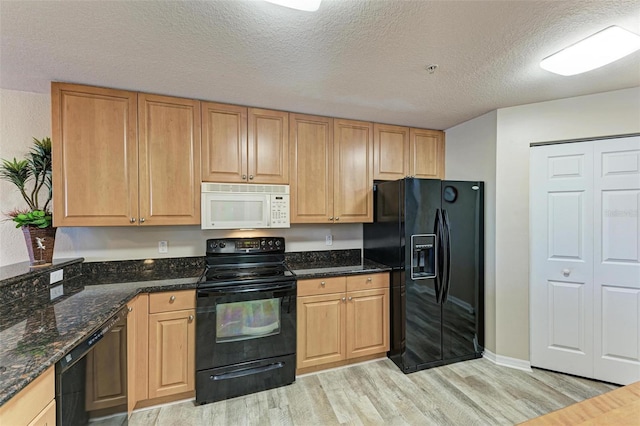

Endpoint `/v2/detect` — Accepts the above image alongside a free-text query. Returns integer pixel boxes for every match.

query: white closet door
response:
[530,142,594,377]
[593,136,640,384]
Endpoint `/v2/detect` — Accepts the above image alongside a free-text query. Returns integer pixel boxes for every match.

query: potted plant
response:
[1,137,56,266]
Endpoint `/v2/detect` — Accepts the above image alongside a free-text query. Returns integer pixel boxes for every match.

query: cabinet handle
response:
[367,277,372,282]
[170,295,176,303]
[249,175,254,180]
[140,217,146,223]
[335,217,340,221]
[129,218,136,223]
[188,315,194,322]
[321,281,326,286]
[341,297,346,302]
[128,306,133,312]
[329,217,334,221]
[242,174,247,180]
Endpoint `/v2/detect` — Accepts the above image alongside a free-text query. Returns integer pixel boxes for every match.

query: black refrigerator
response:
[363,178,484,373]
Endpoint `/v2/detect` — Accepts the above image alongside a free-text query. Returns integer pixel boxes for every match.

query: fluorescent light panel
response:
[264,0,321,12]
[540,26,640,76]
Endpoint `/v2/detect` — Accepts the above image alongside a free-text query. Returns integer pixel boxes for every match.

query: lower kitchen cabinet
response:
[296,274,389,373]
[0,366,55,426]
[147,291,195,400]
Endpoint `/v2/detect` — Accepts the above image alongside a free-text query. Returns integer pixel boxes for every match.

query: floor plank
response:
[129,358,618,425]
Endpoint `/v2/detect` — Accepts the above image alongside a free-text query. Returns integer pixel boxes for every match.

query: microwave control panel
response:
[270,194,290,228]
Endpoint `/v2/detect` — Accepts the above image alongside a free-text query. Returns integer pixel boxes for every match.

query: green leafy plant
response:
[1,137,53,228]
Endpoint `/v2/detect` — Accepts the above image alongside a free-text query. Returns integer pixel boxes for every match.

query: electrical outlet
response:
[325,234,333,246]
[50,284,64,300]
[50,269,63,284]
[158,241,168,253]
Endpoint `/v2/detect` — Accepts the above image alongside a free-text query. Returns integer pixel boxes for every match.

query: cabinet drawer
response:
[346,273,388,291]
[0,366,54,426]
[298,277,346,297]
[149,290,195,313]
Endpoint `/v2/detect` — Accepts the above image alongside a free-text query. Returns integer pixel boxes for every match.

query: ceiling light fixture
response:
[540,26,640,76]
[263,0,321,12]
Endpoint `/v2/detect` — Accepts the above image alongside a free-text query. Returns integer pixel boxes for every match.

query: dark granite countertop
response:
[289,259,391,279]
[0,269,201,406]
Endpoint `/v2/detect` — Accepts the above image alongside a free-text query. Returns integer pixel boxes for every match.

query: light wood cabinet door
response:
[248,108,289,184]
[334,119,374,223]
[297,292,346,369]
[138,94,201,225]
[128,294,149,414]
[27,399,55,426]
[148,309,195,399]
[85,321,127,412]
[410,128,445,179]
[290,114,334,223]
[346,288,390,359]
[373,123,409,180]
[0,366,54,426]
[52,82,138,226]
[201,102,247,183]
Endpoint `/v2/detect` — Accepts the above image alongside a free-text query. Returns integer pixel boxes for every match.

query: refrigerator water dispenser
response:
[410,234,436,280]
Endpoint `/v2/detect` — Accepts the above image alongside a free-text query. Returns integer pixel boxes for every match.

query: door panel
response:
[346,288,389,358]
[373,124,409,180]
[593,136,640,384]
[138,94,201,225]
[296,293,345,368]
[248,108,289,184]
[201,102,247,183]
[530,142,594,377]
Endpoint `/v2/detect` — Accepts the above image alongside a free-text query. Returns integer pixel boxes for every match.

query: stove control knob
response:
[275,240,281,247]
[219,242,226,248]
[268,240,273,246]
[261,240,266,246]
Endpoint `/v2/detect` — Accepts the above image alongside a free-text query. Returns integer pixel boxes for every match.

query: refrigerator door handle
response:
[442,209,452,303]
[435,209,444,304]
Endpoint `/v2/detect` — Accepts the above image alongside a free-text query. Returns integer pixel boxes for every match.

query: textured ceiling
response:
[1,0,639,130]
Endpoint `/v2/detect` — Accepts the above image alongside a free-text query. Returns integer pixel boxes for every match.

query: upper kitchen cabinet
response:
[373,123,445,180]
[138,93,201,225]
[52,83,138,226]
[373,123,409,180]
[409,128,445,179]
[333,119,373,223]
[201,103,289,184]
[289,114,334,223]
[52,83,201,226]
[290,116,373,224]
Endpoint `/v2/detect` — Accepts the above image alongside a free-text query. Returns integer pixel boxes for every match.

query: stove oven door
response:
[195,280,296,403]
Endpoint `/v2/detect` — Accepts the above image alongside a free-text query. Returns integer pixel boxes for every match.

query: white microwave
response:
[201,183,290,230]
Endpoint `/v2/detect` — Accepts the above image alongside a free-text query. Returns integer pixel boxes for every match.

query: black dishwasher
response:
[55,305,129,425]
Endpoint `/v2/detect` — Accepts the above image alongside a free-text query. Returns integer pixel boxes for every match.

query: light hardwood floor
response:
[129,358,617,425]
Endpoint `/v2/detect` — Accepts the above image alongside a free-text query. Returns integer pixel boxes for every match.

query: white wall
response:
[494,87,640,361]
[445,110,497,353]
[0,88,362,266]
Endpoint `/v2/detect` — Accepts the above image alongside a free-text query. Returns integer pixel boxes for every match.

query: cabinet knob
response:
[249,175,254,180]
[128,306,133,312]
[242,174,247,180]
[335,217,340,221]
[329,217,334,221]
[341,297,346,302]
[348,296,353,301]
[170,295,176,302]
[140,217,146,223]
[367,277,372,282]
[321,281,326,287]
[562,269,571,277]
[129,218,136,223]
[188,315,194,322]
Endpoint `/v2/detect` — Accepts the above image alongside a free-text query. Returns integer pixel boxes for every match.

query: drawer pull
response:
[367,277,372,281]
[321,281,326,286]
[169,295,176,303]
[188,315,194,322]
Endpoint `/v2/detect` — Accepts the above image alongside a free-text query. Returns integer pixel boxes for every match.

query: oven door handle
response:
[210,362,285,381]
[197,281,296,296]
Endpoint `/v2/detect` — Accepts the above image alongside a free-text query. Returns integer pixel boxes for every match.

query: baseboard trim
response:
[483,349,532,372]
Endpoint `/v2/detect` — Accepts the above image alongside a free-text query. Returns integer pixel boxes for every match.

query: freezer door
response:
[441,181,484,361]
